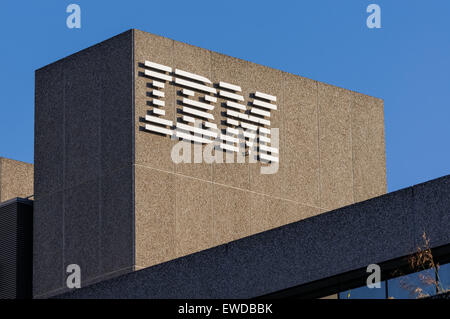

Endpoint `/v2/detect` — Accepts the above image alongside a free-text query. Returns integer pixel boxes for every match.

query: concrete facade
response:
[58,175,450,299]
[0,157,33,202]
[34,29,387,297]
[34,31,134,298]
[133,29,386,269]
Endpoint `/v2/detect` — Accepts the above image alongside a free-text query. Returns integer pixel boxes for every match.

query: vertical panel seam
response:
[98,54,103,275]
[210,53,216,247]
[316,82,321,208]
[172,39,176,260]
[209,51,214,246]
[350,93,355,204]
[131,29,136,270]
[62,61,66,289]
[0,158,3,202]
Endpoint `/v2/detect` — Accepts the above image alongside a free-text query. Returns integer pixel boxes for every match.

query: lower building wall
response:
[59,175,449,299]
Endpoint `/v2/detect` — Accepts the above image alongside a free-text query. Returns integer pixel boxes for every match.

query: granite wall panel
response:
[318,83,354,210]
[0,158,34,202]
[34,30,134,298]
[352,93,387,202]
[282,74,320,207]
[134,165,176,268]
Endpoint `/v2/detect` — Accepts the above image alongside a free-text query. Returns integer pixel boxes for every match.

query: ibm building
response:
[0,29,449,299]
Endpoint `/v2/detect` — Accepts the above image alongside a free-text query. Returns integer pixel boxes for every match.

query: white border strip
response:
[219,90,244,101]
[241,122,258,131]
[255,91,277,102]
[227,109,248,120]
[153,80,165,89]
[175,78,216,94]
[204,95,217,103]
[220,134,239,143]
[145,69,172,82]
[226,101,247,111]
[183,115,196,123]
[175,69,212,84]
[176,123,218,138]
[260,153,279,163]
[248,115,270,126]
[227,127,240,135]
[251,107,271,117]
[153,99,165,107]
[204,121,217,129]
[152,108,165,116]
[183,98,214,111]
[145,124,173,136]
[182,106,214,120]
[243,131,256,139]
[144,61,172,73]
[176,131,212,144]
[259,144,279,154]
[227,118,240,126]
[145,115,173,127]
[253,99,277,111]
[219,81,242,92]
[182,89,195,96]
[220,143,239,152]
[152,90,165,98]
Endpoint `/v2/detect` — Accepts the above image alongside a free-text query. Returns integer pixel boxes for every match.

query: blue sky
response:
[0,0,449,192]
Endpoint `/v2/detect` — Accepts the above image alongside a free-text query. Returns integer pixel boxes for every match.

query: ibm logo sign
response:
[140,60,279,168]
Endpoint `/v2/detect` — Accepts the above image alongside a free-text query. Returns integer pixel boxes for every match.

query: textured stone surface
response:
[134,165,176,268]
[58,175,450,299]
[212,183,252,246]
[0,158,34,202]
[282,74,320,207]
[250,192,286,234]
[63,52,102,189]
[352,93,387,202]
[0,199,33,299]
[175,175,213,257]
[412,176,450,248]
[64,179,101,281]
[100,167,134,274]
[284,201,324,225]
[318,83,354,210]
[32,191,64,297]
[34,30,134,298]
